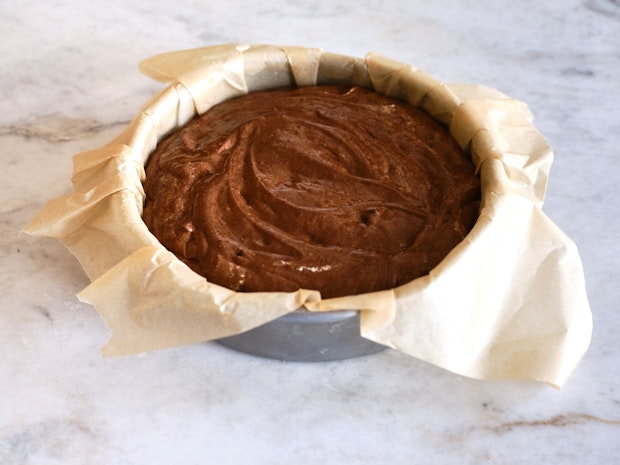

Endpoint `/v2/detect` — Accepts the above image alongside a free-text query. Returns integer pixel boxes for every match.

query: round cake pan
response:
[216,309,387,362]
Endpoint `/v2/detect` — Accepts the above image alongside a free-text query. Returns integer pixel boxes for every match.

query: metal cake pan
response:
[217,309,387,362]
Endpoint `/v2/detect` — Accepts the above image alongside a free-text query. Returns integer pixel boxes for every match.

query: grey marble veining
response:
[1,1,619,464]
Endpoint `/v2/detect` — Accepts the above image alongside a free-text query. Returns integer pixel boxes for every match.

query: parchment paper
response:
[25,44,592,387]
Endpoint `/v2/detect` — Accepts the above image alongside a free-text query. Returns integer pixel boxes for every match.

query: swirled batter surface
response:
[143,86,480,298]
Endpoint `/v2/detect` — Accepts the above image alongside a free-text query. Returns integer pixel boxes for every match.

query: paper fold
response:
[25,44,591,387]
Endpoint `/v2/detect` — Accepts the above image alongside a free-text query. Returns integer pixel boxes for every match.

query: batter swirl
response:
[142,86,480,298]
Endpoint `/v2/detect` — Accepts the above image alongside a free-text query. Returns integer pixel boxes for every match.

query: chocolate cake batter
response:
[142,86,480,298]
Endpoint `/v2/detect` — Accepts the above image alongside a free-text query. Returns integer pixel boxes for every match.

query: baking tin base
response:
[217,310,387,362]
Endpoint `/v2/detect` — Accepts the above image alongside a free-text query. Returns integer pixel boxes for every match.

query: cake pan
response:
[217,309,387,362]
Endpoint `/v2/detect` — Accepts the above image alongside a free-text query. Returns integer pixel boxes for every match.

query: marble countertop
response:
[1,0,619,463]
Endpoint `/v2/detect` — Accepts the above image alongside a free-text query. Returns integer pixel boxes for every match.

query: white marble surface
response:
[1,0,619,463]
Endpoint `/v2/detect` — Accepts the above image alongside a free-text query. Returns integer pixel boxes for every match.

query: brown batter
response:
[142,86,480,298]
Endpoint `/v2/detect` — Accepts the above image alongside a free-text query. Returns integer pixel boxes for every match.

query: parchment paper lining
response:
[25,44,591,387]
